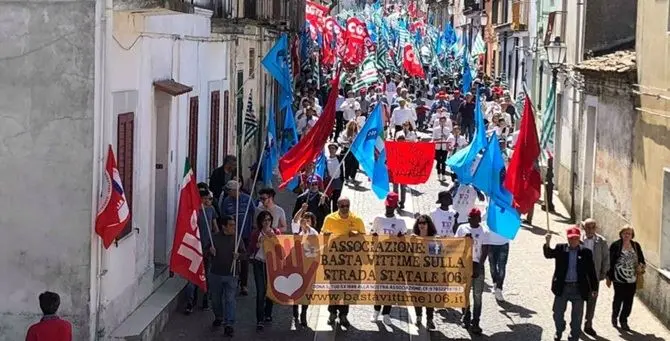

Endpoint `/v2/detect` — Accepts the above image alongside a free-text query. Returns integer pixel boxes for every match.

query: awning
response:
[153,79,193,96]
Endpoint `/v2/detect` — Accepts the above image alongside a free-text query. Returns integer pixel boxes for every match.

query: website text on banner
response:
[263,235,473,308]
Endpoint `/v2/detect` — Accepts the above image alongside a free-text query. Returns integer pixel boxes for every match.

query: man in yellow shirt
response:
[321,197,364,327]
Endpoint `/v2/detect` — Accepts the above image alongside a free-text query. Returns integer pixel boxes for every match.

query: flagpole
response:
[201,204,214,247]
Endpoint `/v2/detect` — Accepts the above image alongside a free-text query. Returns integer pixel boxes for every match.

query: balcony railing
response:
[182,0,302,31]
[511,0,528,31]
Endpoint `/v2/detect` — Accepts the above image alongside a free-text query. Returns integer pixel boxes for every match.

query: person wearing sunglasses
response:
[321,197,365,327]
[248,211,281,331]
[412,214,438,330]
[254,188,287,233]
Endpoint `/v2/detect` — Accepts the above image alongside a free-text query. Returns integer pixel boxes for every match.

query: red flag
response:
[402,45,425,78]
[95,145,131,248]
[342,17,368,69]
[169,159,207,292]
[386,141,436,184]
[279,74,340,187]
[504,96,542,214]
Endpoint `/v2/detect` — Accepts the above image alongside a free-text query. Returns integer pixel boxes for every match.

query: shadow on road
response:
[486,323,544,341]
[496,300,537,319]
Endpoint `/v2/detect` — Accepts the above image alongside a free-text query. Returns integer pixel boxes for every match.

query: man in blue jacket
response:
[219,180,256,296]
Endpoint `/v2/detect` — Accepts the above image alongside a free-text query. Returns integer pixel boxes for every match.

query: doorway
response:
[153,91,171,277]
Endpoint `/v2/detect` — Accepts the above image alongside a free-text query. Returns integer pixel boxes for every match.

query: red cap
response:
[567,226,581,239]
[468,208,481,217]
[385,192,399,208]
[437,91,447,98]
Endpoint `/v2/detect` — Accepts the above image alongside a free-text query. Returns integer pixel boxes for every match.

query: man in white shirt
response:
[455,208,489,335]
[433,116,452,181]
[339,91,360,123]
[297,107,318,138]
[370,192,407,324]
[450,181,480,225]
[431,191,458,237]
[446,125,468,155]
[390,99,416,138]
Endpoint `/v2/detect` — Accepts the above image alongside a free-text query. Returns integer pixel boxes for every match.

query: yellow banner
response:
[262,235,473,308]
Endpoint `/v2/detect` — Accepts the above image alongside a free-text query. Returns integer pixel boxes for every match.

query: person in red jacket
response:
[26,291,72,341]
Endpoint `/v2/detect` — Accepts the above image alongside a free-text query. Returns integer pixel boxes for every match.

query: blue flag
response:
[315,151,327,178]
[262,34,291,94]
[281,106,299,155]
[446,89,486,183]
[461,37,472,94]
[262,104,278,187]
[471,132,513,205]
[486,199,521,240]
[350,104,389,199]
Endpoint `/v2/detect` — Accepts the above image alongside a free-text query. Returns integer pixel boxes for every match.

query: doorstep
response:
[109,277,186,341]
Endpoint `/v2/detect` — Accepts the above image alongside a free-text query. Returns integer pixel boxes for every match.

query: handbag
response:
[636,270,645,290]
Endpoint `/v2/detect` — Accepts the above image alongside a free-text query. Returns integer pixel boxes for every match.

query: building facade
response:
[633,0,670,327]
[0,0,301,339]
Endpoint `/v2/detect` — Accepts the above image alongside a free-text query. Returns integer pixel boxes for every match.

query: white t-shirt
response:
[430,208,458,237]
[455,224,490,262]
[340,98,360,121]
[453,185,478,223]
[291,222,319,235]
[485,229,509,246]
[446,134,468,152]
[371,216,407,236]
[433,125,452,151]
[254,204,286,230]
[391,107,416,127]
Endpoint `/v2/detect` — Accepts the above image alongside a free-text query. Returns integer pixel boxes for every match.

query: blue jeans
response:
[209,274,237,325]
[462,262,485,325]
[488,243,509,290]
[185,257,210,307]
[252,260,274,323]
[553,283,584,341]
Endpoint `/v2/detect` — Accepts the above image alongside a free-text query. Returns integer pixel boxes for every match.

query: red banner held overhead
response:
[342,17,368,69]
[385,141,436,185]
[306,1,329,38]
[402,44,425,78]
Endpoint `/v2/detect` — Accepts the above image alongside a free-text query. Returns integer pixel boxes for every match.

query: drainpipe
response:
[92,0,112,338]
[513,37,519,95]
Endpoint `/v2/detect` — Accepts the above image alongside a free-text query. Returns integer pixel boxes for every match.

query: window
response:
[492,0,499,24]
[249,48,256,79]
[223,90,230,156]
[188,97,199,172]
[209,91,220,173]
[117,112,134,240]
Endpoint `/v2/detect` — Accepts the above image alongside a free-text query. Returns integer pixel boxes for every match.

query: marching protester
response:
[433,115,452,181]
[26,292,72,341]
[393,134,409,209]
[254,188,287,233]
[446,125,468,157]
[321,197,366,327]
[338,121,360,183]
[370,193,408,324]
[340,90,361,126]
[209,215,245,337]
[324,143,345,212]
[544,226,598,341]
[292,176,331,232]
[209,155,237,203]
[607,225,646,331]
[248,211,281,331]
[291,205,319,326]
[431,191,458,237]
[412,215,437,330]
[580,218,609,336]
[485,230,510,302]
[455,208,490,334]
[458,93,476,141]
[220,180,255,296]
[184,189,219,314]
[390,99,416,138]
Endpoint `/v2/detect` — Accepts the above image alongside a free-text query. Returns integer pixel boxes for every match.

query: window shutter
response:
[209,91,220,172]
[117,112,135,239]
[189,97,199,173]
[223,90,230,156]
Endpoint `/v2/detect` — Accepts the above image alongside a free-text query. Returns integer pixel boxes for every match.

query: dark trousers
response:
[252,260,273,323]
[612,282,636,323]
[334,111,344,140]
[239,238,250,288]
[414,306,434,320]
[584,282,599,327]
[342,149,359,181]
[488,243,509,290]
[293,305,309,317]
[394,125,403,138]
[330,188,342,212]
[553,283,584,341]
[393,183,407,205]
[373,305,392,314]
[461,120,475,142]
[328,305,349,317]
[435,149,448,175]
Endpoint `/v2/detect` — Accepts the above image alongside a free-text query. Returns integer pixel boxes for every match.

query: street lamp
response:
[479,11,489,27]
[541,36,566,214]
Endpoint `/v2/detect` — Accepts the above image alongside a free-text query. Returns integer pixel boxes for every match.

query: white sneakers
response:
[371,311,392,325]
[494,288,505,302]
[371,310,380,322]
